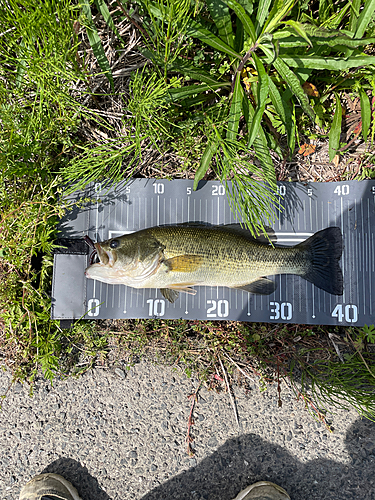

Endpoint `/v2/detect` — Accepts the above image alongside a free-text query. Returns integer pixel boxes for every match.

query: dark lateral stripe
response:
[54,238,89,255]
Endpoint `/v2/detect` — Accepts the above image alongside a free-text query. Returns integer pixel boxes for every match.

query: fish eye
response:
[110,239,119,249]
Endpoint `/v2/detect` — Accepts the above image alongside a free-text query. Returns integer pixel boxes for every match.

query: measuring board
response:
[52,179,375,326]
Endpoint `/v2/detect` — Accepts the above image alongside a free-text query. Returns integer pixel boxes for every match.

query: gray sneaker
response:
[232,481,291,500]
[19,473,82,500]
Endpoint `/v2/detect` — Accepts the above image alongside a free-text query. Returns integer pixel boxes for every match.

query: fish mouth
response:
[94,242,117,267]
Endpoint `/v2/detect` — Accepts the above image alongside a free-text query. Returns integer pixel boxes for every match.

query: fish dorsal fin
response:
[219,224,277,244]
[160,288,180,303]
[234,278,277,295]
[164,255,203,272]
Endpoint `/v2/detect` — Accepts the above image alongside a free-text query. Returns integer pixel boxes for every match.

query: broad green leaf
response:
[281,55,375,71]
[221,0,256,42]
[262,0,294,35]
[274,34,375,49]
[255,0,272,37]
[267,75,294,153]
[354,0,375,39]
[283,20,312,47]
[95,0,123,43]
[359,87,371,142]
[81,1,114,90]
[186,20,242,59]
[248,54,269,148]
[269,54,314,120]
[194,141,218,190]
[206,0,234,48]
[227,71,242,141]
[329,93,342,162]
[166,82,231,102]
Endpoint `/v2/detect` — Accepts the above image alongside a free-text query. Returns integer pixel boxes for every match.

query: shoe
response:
[19,473,82,500]
[232,481,290,500]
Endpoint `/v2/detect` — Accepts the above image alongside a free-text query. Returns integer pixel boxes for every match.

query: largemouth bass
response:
[85,225,343,303]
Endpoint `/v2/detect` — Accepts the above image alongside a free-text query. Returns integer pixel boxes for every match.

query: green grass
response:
[0,0,375,424]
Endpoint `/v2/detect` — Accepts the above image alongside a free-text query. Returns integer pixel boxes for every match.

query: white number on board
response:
[87,298,100,317]
[212,185,225,196]
[146,299,165,317]
[334,185,349,196]
[270,301,293,320]
[331,304,358,323]
[153,183,164,194]
[206,299,229,318]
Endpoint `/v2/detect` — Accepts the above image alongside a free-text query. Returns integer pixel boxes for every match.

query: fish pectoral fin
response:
[234,278,277,295]
[160,288,180,303]
[164,255,203,273]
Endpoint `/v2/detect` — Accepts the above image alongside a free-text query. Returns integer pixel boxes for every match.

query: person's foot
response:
[19,473,82,500]
[232,480,290,500]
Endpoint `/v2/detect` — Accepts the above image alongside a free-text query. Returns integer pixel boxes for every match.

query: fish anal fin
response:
[168,283,198,295]
[164,255,203,272]
[234,278,277,295]
[160,288,180,303]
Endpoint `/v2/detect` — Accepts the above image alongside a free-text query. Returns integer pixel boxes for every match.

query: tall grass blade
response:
[81,0,114,90]
[194,141,219,190]
[359,86,371,142]
[242,86,276,175]
[248,54,269,148]
[272,57,314,121]
[354,0,375,39]
[348,0,361,32]
[186,20,242,59]
[283,20,312,47]
[255,0,272,37]
[95,0,123,43]
[329,93,342,162]
[15,39,27,88]
[227,71,242,141]
[267,75,294,153]
[166,82,231,102]
[262,0,294,35]
[221,0,256,42]
[206,0,234,48]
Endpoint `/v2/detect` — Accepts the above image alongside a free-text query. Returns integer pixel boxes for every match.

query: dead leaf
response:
[332,154,340,168]
[298,143,316,156]
[302,82,319,97]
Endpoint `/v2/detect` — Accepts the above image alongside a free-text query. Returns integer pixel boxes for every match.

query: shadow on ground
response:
[41,457,111,500]
[141,417,375,500]
[41,418,375,500]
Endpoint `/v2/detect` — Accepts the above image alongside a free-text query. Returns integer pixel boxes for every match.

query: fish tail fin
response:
[297,227,343,295]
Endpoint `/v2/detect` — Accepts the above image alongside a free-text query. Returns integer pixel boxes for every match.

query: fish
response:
[84,224,343,303]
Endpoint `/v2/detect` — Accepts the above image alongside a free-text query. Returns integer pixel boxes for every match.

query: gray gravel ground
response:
[1,360,374,500]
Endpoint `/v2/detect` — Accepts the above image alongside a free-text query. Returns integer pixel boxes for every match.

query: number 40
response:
[331,304,358,323]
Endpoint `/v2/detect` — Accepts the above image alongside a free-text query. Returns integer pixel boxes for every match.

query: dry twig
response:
[185,383,201,456]
[218,356,240,431]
